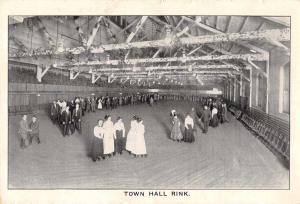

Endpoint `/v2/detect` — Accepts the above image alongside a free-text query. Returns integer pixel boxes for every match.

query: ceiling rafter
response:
[182,16,271,55]
[60,53,267,68]
[126,16,148,43]
[10,27,289,58]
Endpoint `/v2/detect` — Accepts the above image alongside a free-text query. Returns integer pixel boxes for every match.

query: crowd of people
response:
[48,93,157,137]
[169,97,229,143]
[18,92,230,163]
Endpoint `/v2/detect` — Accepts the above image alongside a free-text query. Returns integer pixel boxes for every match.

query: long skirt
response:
[91,137,103,161]
[115,130,124,154]
[97,102,102,109]
[170,124,183,140]
[211,115,219,127]
[183,125,195,143]
[132,134,147,155]
[103,133,114,154]
[126,129,135,152]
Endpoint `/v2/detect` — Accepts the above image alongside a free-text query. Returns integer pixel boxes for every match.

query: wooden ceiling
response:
[8,16,290,87]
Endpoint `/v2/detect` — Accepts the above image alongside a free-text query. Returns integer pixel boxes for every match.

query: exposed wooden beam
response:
[238,16,248,33]
[152,48,161,58]
[70,70,81,80]
[9,36,28,52]
[182,16,271,55]
[74,17,87,46]
[86,16,103,49]
[224,16,232,33]
[10,28,289,58]
[262,17,290,27]
[93,64,241,72]
[248,59,267,77]
[37,65,51,82]
[91,72,101,84]
[117,18,139,34]
[126,16,148,43]
[64,53,266,67]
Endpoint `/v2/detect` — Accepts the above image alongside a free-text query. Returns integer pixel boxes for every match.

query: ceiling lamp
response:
[90,46,104,53]
[188,65,193,72]
[57,40,64,53]
[164,26,174,46]
[88,68,93,74]
[106,54,110,65]
[181,49,187,63]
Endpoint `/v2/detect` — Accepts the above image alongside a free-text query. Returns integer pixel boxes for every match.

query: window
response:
[279,62,290,114]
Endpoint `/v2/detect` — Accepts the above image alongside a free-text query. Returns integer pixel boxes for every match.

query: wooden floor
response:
[8,101,289,189]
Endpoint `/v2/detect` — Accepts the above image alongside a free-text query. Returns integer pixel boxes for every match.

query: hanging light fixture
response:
[164,25,173,45]
[181,49,187,63]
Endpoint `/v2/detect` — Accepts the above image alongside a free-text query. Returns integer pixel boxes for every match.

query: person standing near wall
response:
[18,115,32,148]
[50,101,59,124]
[29,116,40,144]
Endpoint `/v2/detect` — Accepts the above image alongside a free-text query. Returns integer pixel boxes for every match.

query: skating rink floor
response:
[8,101,289,189]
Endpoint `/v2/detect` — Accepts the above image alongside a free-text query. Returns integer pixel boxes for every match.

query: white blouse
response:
[184,116,194,129]
[94,126,104,139]
[114,121,125,137]
[212,108,218,117]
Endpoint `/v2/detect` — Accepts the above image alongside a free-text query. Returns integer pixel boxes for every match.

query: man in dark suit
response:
[61,106,73,136]
[19,115,32,148]
[201,105,211,134]
[72,103,82,134]
[50,101,59,124]
[29,116,40,144]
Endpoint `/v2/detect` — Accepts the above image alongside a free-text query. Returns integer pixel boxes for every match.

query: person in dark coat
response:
[50,101,59,124]
[183,114,195,143]
[201,105,211,134]
[211,106,219,127]
[72,103,82,134]
[91,97,96,112]
[86,97,91,113]
[91,119,104,162]
[114,117,126,154]
[18,115,32,148]
[61,106,73,136]
[29,116,40,144]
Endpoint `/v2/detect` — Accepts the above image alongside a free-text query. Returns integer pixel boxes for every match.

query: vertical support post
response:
[266,55,270,113]
[249,66,253,108]
[240,74,243,97]
[233,78,236,103]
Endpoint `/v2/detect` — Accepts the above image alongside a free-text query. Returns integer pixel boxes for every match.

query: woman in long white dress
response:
[132,117,147,157]
[125,115,137,154]
[97,98,103,110]
[102,115,115,158]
